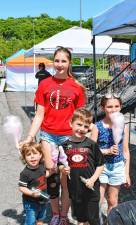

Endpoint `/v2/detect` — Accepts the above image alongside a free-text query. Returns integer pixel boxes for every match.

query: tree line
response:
[0,14,92,61]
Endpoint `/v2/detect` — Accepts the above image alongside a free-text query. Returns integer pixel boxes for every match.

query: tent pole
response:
[34,53,36,75]
[80,0,82,28]
[24,56,27,108]
[93,35,97,121]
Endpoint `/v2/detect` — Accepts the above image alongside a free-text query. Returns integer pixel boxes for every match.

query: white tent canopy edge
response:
[25,26,129,58]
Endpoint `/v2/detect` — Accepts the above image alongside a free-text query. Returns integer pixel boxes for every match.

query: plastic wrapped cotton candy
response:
[51,143,59,168]
[109,112,125,144]
[58,146,68,167]
[58,146,70,179]
[51,144,69,168]
[3,115,23,148]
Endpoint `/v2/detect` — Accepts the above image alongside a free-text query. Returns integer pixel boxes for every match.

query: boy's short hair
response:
[20,142,43,163]
[71,107,93,124]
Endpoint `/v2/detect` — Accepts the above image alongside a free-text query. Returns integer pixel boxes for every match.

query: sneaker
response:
[59,217,69,225]
[50,215,60,225]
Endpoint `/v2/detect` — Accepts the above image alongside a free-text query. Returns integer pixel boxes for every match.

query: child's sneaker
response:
[50,214,60,225]
[59,217,69,225]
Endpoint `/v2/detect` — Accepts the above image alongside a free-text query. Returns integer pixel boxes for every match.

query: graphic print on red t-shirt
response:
[49,87,73,110]
[34,77,85,135]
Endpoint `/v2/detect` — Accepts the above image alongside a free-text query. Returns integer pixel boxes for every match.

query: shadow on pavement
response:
[22,106,35,120]
[2,208,24,224]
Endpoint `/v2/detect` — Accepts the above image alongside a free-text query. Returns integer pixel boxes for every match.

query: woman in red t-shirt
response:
[21,47,86,225]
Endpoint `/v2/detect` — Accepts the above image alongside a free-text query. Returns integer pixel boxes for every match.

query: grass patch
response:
[96,70,112,80]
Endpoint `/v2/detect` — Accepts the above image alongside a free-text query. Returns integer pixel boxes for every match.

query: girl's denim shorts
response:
[39,130,69,146]
[99,160,126,185]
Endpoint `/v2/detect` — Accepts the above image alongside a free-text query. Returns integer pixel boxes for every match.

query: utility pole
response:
[32,19,36,47]
[80,0,82,27]
[80,0,83,65]
[32,19,36,75]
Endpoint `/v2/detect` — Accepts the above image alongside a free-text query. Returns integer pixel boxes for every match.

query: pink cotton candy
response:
[3,115,23,148]
[109,112,125,144]
[58,146,68,167]
[51,143,59,168]
[51,144,68,168]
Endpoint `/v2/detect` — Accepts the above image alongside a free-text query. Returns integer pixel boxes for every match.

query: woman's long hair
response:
[54,47,86,99]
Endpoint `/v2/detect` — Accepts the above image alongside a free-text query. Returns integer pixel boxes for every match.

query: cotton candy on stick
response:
[51,144,69,167]
[109,112,125,144]
[58,146,69,167]
[58,146,70,179]
[3,115,23,149]
[51,144,69,176]
[51,143,59,168]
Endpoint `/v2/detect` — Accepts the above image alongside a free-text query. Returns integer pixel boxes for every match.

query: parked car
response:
[72,65,94,105]
[72,65,91,78]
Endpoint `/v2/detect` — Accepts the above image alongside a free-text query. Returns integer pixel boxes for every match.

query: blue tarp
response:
[93,0,136,36]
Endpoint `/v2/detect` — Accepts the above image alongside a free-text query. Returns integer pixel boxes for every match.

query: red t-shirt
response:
[34,76,86,135]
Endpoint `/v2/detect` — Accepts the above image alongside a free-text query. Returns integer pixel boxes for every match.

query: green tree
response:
[1,14,134,63]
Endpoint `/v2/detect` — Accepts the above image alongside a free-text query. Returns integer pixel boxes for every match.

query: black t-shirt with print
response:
[62,137,104,202]
[19,163,47,203]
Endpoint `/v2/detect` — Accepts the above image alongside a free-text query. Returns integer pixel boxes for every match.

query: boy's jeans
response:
[23,199,52,225]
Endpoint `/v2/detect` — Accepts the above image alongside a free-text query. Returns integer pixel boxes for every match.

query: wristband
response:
[27,135,34,140]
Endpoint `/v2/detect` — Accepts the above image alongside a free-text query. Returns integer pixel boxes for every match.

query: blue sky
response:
[1,0,122,21]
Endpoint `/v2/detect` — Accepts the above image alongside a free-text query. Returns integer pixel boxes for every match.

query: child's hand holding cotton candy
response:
[109,112,125,144]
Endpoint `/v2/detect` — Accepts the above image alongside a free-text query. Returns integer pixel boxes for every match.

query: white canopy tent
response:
[25,26,129,58]
[93,0,136,36]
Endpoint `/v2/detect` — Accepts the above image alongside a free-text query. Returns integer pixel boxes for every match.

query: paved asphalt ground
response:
[0,92,34,225]
[0,92,136,225]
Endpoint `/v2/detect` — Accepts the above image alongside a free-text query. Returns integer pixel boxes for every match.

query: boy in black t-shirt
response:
[61,108,104,225]
[18,142,51,225]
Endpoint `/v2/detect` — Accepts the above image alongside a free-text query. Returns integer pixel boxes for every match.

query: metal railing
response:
[78,57,136,116]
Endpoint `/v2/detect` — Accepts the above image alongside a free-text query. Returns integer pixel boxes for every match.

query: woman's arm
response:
[24,104,45,143]
[123,125,131,187]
